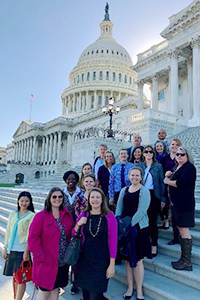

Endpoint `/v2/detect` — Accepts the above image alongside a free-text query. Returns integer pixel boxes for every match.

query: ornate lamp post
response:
[102,97,120,138]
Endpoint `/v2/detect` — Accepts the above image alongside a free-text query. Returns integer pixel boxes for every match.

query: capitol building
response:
[2,0,200,183]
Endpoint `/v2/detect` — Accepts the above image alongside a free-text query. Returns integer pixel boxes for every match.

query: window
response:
[80,98,83,110]
[113,72,116,81]
[96,50,98,53]
[158,91,165,101]
[75,98,77,111]
[101,50,104,53]
[82,74,84,82]
[107,50,109,53]
[91,96,94,109]
[116,51,119,55]
[74,78,76,84]
[129,77,132,85]
[93,71,96,80]
[112,50,114,54]
[87,72,90,81]
[106,71,109,80]
[119,73,121,82]
[77,75,79,83]
[99,71,103,80]
[98,96,102,108]
[178,84,182,95]
[105,96,109,105]
[91,51,94,54]
[124,75,127,84]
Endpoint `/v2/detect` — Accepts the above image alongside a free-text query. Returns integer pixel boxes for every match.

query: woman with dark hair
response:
[98,150,115,199]
[3,191,35,300]
[129,146,144,164]
[141,145,165,256]
[164,147,196,271]
[154,141,167,163]
[74,187,117,300]
[116,167,151,300]
[79,163,93,188]
[28,187,74,300]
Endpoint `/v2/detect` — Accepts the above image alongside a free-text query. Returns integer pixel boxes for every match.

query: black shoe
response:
[168,239,179,245]
[70,283,78,295]
[123,293,133,299]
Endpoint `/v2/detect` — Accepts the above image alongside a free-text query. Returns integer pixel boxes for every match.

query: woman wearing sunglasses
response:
[141,145,165,256]
[164,148,196,271]
[28,187,74,300]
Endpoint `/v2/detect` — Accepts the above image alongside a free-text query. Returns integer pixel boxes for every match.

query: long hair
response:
[104,150,115,167]
[17,191,35,212]
[80,163,92,183]
[129,146,144,163]
[143,145,157,162]
[176,147,194,165]
[45,187,65,212]
[128,166,144,184]
[154,140,167,154]
[84,187,111,217]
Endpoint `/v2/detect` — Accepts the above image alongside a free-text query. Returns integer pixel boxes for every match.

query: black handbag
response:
[64,230,82,266]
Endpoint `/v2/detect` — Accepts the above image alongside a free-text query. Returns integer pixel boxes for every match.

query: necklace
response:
[89,216,102,237]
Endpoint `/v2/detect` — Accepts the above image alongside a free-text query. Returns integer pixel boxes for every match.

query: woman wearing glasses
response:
[28,187,74,300]
[141,145,165,256]
[164,148,196,271]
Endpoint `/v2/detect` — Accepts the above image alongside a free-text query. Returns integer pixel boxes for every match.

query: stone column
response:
[67,133,72,164]
[169,49,179,115]
[86,91,90,110]
[41,136,45,163]
[62,99,66,115]
[137,80,144,111]
[22,140,25,162]
[32,136,36,163]
[73,94,75,112]
[68,96,72,113]
[186,57,193,120]
[29,137,33,163]
[94,90,97,109]
[152,75,159,110]
[57,132,62,162]
[45,136,48,162]
[192,37,200,120]
[49,134,53,162]
[53,133,57,161]
[102,90,105,106]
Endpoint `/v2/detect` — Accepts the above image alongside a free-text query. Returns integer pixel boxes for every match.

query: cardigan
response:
[97,165,111,196]
[28,208,74,291]
[4,211,35,249]
[115,185,150,229]
[73,211,117,259]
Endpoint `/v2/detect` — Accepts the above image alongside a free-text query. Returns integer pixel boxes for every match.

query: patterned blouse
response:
[56,218,69,267]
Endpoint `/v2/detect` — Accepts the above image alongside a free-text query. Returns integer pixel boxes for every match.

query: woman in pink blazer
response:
[28,187,74,300]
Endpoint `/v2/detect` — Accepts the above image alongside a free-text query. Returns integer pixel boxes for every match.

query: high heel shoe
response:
[123,292,133,299]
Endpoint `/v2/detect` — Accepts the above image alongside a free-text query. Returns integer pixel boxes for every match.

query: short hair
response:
[134,134,142,142]
[63,170,79,183]
[170,138,182,146]
[99,144,107,150]
[104,150,115,167]
[157,128,167,135]
[143,145,157,162]
[85,187,111,217]
[17,191,35,212]
[45,187,65,212]
[119,148,128,155]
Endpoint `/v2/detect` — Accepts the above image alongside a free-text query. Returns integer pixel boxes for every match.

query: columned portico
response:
[169,50,179,115]
[152,75,159,110]
[137,81,144,111]
[191,37,200,123]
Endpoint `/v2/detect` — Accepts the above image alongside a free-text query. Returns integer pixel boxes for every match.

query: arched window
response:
[113,72,116,81]
[93,71,96,80]
[101,50,104,53]
[124,75,127,84]
[98,96,102,108]
[119,73,122,82]
[96,50,98,53]
[99,71,103,80]
[106,71,109,80]
[87,72,90,81]
[77,75,79,83]
[91,96,94,109]
[75,98,77,111]
[82,74,84,82]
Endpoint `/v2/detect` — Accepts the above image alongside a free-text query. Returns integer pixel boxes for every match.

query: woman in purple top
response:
[73,187,117,300]
[154,141,167,163]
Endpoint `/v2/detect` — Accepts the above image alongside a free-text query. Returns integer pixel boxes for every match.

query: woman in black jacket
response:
[164,147,196,271]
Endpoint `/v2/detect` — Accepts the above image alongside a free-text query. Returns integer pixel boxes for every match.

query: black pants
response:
[148,190,161,246]
[82,288,107,300]
[171,205,179,241]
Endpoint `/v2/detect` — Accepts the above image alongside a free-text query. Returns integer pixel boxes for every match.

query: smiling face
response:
[119,150,128,163]
[105,152,114,165]
[65,173,77,189]
[18,196,30,211]
[99,146,107,159]
[83,176,95,192]
[89,191,102,212]
[50,191,63,209]
[143,147,154,162]
[133,148,142,161]
[82,164,92,175]
[129,169,142,186]
[175,149,188,166]
[170,140,180,154]
[157,129,166,140]
[156,142,164,155]
[133,135,141,146]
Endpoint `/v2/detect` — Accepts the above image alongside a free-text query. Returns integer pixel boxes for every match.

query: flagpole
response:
[29,94,34,121]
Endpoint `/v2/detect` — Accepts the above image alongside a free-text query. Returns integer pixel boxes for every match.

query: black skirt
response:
[39,264,69,291]
[173,206,195,228]
[3,251,23,276]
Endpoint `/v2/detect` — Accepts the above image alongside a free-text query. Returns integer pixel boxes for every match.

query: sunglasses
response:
[176,153,186,157]
[144,150,153,154]
[52,195,63,199]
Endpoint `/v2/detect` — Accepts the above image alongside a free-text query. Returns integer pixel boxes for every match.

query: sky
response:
[0,0,193,147]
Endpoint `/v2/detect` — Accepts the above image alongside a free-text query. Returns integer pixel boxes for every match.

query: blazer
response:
[28,208,74,291]
[115,185,150,229]
[140,162,166,202]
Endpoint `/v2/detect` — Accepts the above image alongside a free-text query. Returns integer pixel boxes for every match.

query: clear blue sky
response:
[0,0,192,147]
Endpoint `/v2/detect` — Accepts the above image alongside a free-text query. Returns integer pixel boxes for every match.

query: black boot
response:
[172,238,192,271]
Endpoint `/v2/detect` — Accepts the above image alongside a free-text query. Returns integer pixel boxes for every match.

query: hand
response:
[165,171,172,178]
[106,263,115,279]
[164,177,170,185]
[77,217,87,227]
[2,248,7,260]
[161,202,165,210]
[109,198,114,205]
[23,251,30,261]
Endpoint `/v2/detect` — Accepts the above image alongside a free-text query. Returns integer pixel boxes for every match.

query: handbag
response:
[14,260,32,284]
[117,216,132,240]
[64,229,82,266]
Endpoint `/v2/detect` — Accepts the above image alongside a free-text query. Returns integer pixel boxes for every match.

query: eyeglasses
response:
[144,150,153,154]
[176,153,186,157]
[52,195,63,199]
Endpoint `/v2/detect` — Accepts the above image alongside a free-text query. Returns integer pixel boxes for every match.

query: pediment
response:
[161,0,200,39]
[13,121,33,137]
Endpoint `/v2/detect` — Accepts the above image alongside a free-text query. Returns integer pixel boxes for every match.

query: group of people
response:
[3,129,196,300]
